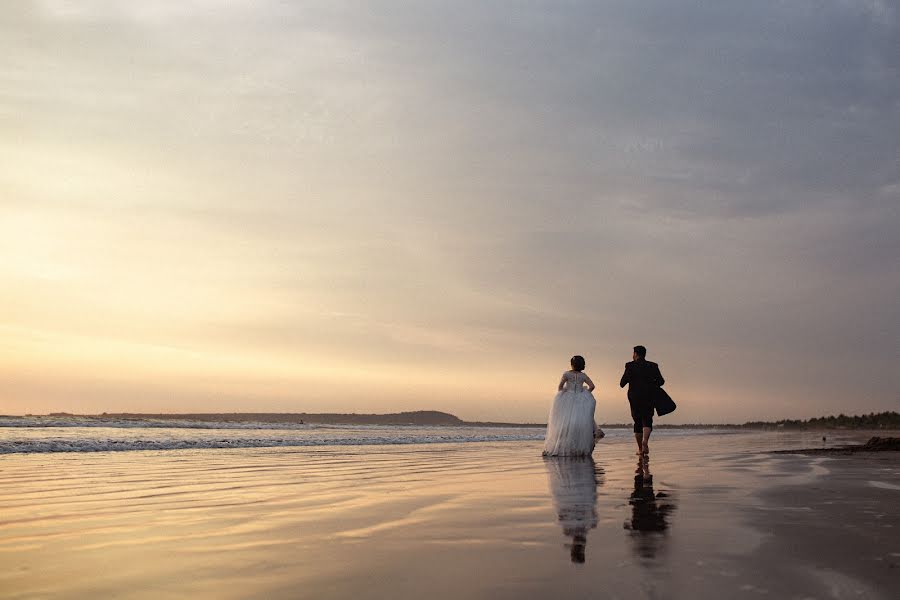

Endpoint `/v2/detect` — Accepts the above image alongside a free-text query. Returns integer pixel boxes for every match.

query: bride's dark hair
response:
[570,355,586,371]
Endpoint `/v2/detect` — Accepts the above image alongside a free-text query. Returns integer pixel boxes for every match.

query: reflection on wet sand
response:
[544,457,603,563]
[625,455,677,560]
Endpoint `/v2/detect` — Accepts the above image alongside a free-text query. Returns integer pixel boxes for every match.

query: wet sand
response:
[1,431,897,599]
[746,453,899,598]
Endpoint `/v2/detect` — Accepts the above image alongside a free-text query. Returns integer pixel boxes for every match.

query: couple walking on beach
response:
[542,346,673,474]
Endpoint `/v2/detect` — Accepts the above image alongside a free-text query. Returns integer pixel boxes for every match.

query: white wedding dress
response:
[543,371,597,456]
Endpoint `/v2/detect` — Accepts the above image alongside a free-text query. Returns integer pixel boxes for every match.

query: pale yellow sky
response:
[2,2,898,422]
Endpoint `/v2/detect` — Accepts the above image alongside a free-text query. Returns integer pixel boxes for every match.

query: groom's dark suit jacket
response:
[619,359,665,409]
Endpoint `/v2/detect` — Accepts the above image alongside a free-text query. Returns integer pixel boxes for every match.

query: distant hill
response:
[81,410,465,426]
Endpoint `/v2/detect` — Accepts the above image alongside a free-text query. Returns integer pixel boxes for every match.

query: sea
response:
[0,415,738,454]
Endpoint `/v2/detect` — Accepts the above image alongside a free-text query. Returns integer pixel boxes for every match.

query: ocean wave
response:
[0,417,740,454]
[0,431,548,454]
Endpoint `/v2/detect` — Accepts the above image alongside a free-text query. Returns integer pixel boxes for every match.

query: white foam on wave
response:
[0,426,732,455]
[0,431,548,454]
[0,416,736,454]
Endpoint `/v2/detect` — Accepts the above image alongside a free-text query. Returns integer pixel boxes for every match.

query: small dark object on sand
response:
[774,436,900,455]
[860,436,900,451]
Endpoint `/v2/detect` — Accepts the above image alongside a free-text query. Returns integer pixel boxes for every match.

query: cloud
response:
[1,1,897,420]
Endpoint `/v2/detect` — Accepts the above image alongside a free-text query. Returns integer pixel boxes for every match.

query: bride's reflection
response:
[544,457,604,564]
[624,456,677,560]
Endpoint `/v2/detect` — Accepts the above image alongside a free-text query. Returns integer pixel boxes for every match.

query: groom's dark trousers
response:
[620,359,665,433]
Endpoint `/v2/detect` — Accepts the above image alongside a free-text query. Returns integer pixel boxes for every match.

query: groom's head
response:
[633,346,647,361]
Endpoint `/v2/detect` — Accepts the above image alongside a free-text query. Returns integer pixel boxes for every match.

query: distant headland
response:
[38,410,468,426]
[20,410,900,429]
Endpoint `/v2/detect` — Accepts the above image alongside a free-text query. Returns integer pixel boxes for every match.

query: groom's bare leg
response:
[641,428,652,478]
[641,427,652,455]
[634,433,642,455]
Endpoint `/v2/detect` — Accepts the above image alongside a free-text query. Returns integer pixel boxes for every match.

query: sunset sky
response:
[2,1,898,423]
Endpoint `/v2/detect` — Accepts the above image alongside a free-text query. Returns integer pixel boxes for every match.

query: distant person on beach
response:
[620,346,665,475]
[543,355,599,456]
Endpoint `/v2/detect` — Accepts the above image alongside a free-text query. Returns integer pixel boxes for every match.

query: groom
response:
[619,345,665,461]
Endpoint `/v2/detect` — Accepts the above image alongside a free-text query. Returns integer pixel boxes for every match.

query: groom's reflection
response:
[544,457,604,564]
[624,457,677,560]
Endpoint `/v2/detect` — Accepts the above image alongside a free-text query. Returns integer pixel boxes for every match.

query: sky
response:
[2,1,898,423]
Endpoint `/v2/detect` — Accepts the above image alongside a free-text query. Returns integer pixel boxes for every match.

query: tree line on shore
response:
[739,411,899,430]
[621,411,899,430]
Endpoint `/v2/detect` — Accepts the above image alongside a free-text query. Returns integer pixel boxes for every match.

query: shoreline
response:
[5,412,899,431]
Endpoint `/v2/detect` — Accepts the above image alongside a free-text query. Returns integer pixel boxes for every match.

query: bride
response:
[543,355,599,456]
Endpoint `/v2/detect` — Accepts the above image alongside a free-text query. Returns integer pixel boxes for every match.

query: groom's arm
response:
[654,365,665,387]
[619,364,630,388]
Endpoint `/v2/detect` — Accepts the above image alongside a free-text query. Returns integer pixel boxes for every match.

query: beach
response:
[1,429,897,599]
